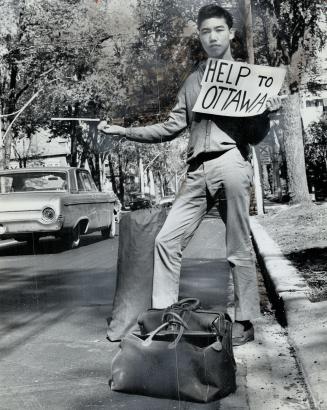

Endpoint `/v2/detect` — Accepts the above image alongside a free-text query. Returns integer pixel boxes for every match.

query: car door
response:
[77,171,111,230]
[75,170,99,230]
[90,174,113,229]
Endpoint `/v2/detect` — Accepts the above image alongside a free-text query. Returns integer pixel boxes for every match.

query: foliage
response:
[1,0,270,196]
[251,0,326,204]
[305,118,327,171]
[98,0,203,200]
[0,0,121,172]
[252,0,326,89]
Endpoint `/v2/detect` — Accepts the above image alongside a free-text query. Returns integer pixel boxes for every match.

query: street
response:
[0,234,118,312]
[0,217,311,409]
[0,233,119,409]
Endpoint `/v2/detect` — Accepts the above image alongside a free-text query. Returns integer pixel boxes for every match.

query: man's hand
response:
[98,121,126,136]
[266,96,282,113]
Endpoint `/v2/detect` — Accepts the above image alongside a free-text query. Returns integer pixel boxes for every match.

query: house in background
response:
[301,92,327,129]
[10,130,69,169]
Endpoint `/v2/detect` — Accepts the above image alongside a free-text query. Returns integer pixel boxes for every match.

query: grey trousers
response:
[152,147,260,321]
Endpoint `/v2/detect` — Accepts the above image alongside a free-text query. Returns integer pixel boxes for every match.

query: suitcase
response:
[110,308,236,402]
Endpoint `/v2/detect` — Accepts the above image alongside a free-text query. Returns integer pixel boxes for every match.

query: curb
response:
[250,217,309,326]
[250,216,327,410]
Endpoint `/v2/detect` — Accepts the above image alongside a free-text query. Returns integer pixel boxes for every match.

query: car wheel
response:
[114,209,120,224]
[109,218,116,238]
[101,219,116,239]
[101,227,110,239]
[65,224,81,249]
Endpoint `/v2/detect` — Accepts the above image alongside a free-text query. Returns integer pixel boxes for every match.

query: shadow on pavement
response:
[0,267,116,310]
[181,258,230,309]
[70,387,222,410]
[0,266,116,357]
[0,214,230,410]
[286,246,327,302]
[0,234,109,257]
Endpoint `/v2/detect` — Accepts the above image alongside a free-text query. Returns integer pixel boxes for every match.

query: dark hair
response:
[197,4,233,29]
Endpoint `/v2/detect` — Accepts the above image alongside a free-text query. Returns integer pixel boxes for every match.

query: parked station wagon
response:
[0,167,117,249]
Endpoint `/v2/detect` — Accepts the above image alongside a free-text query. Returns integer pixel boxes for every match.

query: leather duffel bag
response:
[138,298,234,357]
[109,311,236,403]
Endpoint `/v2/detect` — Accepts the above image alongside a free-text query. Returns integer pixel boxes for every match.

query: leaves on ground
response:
[257,203,327,301]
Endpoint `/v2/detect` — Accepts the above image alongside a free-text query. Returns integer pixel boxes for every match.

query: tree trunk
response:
[118,153,125,207]
[0,117,5,169]
[261,164,270,196]
[0,61,19,170]
[0,117,14,170]
[272,159,282,201]
[70,122,78,167]
[91,157,97,175]
[244,0,264,215]
[79,150,87,168]
[93,153,101,190]
[158,172,164,197]
[108,155,118,194]
[282,93,311,204]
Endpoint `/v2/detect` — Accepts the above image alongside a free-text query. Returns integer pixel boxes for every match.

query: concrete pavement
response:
[251,217,327,410]
[0,215,311,409]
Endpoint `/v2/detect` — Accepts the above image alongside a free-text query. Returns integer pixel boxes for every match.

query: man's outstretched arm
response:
[98,86,188,143]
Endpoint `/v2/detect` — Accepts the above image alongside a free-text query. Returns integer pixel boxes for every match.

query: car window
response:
[81,173,92,191]
[84,173,98,191]
[0,176,13,193]
[0,172,68,193]
[76,172,85,191]
[77,171,97,192]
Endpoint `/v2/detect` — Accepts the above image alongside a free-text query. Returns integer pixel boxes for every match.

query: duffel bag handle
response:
[161,298,201,322]
[162,311,189,328]
[172,298,201,311]
[142,312,188,349]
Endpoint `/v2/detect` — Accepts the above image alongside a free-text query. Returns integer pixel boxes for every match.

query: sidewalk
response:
[251,217,327,410]
[0,216,310,409]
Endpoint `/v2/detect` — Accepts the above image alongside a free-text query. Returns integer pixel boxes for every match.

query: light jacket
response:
[126,61,270,164]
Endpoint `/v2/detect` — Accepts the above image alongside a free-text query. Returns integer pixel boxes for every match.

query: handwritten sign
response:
[193,59,286,117]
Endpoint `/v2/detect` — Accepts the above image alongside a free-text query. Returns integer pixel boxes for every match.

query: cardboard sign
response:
[193,59,286,117]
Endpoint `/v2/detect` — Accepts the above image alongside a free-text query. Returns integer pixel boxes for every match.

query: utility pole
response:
[244,0,264,215]
[51,117,100,167]
[139,157,145,196]
[0,110,4,191]
[0,109,3,149]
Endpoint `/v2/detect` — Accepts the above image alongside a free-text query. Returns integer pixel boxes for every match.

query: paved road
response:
[0,217,310,409]
[0,233,118,311]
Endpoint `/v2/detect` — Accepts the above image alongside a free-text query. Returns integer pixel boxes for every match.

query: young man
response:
[98,4,281,345]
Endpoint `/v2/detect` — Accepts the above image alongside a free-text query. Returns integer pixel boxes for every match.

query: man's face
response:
[199,17,234,59]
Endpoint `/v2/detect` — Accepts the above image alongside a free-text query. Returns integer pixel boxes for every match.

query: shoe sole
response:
[232,334,255,347]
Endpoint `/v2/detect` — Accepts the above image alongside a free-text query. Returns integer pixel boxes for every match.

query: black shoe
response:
[232,321,254,346]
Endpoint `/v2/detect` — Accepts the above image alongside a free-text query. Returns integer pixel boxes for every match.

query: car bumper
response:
[0,217,64,237]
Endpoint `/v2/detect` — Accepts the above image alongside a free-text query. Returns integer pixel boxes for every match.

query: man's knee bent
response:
[155,230,182,257]
[155,230,172,251]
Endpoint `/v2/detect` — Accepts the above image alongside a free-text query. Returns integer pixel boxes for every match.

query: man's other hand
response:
[98,121,126,136]
[266,96,282,113]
